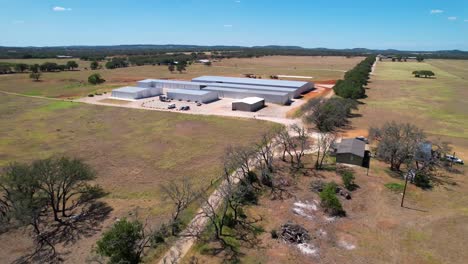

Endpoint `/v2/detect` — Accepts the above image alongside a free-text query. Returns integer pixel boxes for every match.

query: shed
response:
[232,97,265,112]
[111,86,162,100]
[336,138,366,166]
[166,89,218,103]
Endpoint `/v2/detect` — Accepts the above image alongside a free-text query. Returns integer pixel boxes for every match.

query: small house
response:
[336,138,366,166]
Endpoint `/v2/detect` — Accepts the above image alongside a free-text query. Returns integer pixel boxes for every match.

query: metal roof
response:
[166,88,213,95]
[204,86,289,96]
[150,79,206,86]
[336,138,366,157]
[192,76,309,88]
[233,97,265,104]
[113,86,149,93]
[204,82,297,93]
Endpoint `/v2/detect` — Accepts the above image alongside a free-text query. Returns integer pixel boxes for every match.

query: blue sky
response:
[1,0,467,50]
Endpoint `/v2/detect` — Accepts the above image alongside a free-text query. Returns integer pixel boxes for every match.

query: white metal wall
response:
[166,90,218,103]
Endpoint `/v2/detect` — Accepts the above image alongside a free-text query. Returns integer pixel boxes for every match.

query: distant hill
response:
[0,44,467,59]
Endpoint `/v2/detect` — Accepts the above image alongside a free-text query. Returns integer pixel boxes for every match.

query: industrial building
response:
[232,97,265,112]
[166,89,218,103]
[112,75,314,105]
[111,86,162,100]
[192,76,313,96]
[203,86,290,104]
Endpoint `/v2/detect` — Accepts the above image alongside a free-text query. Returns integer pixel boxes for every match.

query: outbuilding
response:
[111,86,162,100]
[166,89,218,103]
[336,138,366,166]
[232,97,265,112]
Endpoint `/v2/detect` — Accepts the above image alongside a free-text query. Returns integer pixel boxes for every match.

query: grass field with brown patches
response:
[0,56,362,98]
[0,93,279,263]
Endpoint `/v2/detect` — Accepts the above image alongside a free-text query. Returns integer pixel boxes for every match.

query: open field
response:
[350,59,468,154]
[0,56,362,98]
[0,93,278,263]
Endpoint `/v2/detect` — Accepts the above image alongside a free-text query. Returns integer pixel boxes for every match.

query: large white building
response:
[166,89,218,103]
[111,75,314,105]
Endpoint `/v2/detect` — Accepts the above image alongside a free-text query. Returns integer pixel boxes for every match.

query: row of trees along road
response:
[333,55,376,99]
[0,157,110,262]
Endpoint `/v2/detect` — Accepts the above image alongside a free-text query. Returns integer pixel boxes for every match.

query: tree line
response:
[333,55,375,99]
[0,61,79,75]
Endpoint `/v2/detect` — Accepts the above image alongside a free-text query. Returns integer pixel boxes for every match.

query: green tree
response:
[168,64,175,73]
[176,62,187,73]
[341,171,356,191]
[30,64,40,73]
[88,73,106,85]
[29,72,42,81]
[66,61,79,70]
[416,56,424,62]
[96,218,150,264]
[90,61,99,70]
[14,63,29,72]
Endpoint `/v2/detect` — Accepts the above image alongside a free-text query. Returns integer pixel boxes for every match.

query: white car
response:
[445,155,464,165]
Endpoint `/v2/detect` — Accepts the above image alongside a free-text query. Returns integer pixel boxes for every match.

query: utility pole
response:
[401,171,410,207]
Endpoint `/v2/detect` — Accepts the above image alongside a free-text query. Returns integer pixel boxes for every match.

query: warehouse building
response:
[111,86,162,100]
[232,97,265,112]
[166,89,218,103]
[192,76,314,95]
[203,86,290,104]
[204,82,298,98]
[141,79,206,90]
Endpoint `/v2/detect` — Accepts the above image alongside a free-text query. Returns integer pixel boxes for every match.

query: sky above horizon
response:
[1,0,468,51]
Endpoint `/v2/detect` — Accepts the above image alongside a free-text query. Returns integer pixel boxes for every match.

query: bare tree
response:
[255,132,278,173]
[369,122,426,171]
[315,132,337,170]
[161,177,197,236]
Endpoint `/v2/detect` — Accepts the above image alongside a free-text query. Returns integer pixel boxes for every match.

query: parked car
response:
[445,155,464,165]
[179,106,185,110]
[168,104,176,109]
[185,106,190,110]
[355,136,369,144]
[197,103,202,106]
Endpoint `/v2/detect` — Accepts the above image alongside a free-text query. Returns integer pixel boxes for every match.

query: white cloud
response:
[235,0,241,3]
[223,24,233,27]
[464,19,468,22]
[430,9,444,14]
[52,6,72,12]
[448,16,457,20]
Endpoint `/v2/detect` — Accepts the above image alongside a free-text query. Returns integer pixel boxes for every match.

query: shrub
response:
[88,73,106,85]
[270,229,278,239]
[341,171,356,191]
[414,171,432,189]
[319,182,346,216]
[88,94,94,97]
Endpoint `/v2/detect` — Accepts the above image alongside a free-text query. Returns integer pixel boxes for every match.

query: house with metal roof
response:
[336,138,366,166]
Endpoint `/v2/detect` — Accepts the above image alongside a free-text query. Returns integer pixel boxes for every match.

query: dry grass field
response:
[0,93,278,263]
[0,56,362,98]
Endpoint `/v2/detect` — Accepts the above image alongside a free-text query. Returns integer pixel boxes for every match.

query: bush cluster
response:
[319,182,346,216]
[334,55,375,99]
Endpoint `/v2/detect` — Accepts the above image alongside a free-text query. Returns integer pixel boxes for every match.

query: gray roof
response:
[204,86,289,96]
[166,88,213,95]
[337,139,366,157]
[192,76,309,88]
[204,82,297,93]
[150,79,206,86]
[113,86,149,93]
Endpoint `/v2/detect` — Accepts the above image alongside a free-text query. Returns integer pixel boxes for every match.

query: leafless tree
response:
[161,177,197,236]
[255,132,278,173]
[315,132,337,169]
[278,125,310,169]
